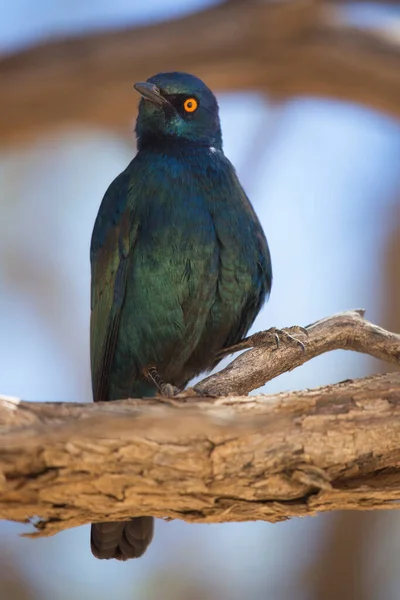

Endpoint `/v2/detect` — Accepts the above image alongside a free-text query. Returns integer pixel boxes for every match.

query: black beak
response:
[134,82,170,108]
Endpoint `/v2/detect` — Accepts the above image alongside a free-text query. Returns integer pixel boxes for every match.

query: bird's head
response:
[134,72,222,150]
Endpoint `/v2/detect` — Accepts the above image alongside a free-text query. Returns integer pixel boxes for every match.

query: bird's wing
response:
[90,171,137,402]
[218,184,272,349]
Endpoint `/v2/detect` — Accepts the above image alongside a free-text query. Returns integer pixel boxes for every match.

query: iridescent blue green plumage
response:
[90,72,272,560]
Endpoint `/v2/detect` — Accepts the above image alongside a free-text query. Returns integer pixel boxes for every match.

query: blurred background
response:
[1,1,400,599]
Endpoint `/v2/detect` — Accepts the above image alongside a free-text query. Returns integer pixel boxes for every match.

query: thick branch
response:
[0,309,400,537]
[0,372,399,537]
[1,1,400,145]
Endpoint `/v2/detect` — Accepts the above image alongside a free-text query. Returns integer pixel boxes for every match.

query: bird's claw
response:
[143,366,209,399]
[253,326,308,352]
[218,325,308,357]
[159,383,180,397]
[143,366,181,397]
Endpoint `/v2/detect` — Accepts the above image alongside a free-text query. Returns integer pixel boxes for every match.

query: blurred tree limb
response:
[0,310,400,537]
[1,0,400,146]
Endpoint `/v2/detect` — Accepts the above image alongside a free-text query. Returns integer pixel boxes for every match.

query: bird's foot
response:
[143,366,213,399]
[143,366,180,397]
[159,383,181,398]
[253,325,308,352]
[217,325,308,357]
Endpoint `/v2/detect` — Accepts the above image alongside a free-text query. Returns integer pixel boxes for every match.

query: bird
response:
[89,71,272,560]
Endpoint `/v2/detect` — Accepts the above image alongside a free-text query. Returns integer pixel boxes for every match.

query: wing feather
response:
[90,173,136,402]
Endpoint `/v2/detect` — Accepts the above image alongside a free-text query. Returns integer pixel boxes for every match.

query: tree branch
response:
[0,310,400,538]
[197,308,400,395]
[1,1,400,145]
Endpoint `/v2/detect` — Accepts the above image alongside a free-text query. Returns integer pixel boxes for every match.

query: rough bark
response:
[1,1,400,145]
[197,309,400,395]
[0,310,399,538]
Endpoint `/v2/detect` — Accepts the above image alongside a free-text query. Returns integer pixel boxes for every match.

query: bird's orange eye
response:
[183,98,198,113]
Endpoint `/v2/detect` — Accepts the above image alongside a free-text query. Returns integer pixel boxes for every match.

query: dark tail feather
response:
[90,517,154,560]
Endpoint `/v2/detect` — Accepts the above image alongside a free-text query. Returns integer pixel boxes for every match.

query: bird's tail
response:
[90,381,156,560]
[90,517,154,560]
